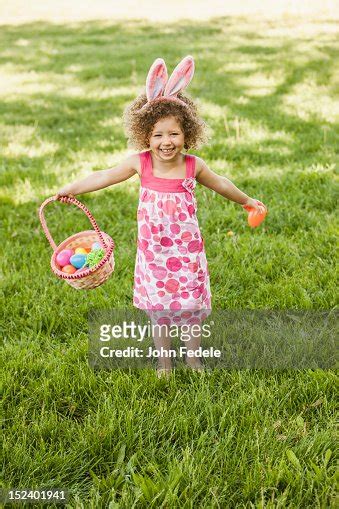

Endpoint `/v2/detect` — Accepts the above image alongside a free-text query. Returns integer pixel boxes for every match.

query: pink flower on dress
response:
[182,177,196,193]
[182,177,197,213]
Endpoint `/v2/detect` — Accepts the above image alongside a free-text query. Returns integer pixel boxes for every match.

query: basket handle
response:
[38,195,108,251]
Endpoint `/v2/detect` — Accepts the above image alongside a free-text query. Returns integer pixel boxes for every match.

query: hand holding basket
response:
[39,195,115,290]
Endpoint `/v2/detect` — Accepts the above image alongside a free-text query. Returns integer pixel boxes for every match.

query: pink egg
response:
[56,249,74,267]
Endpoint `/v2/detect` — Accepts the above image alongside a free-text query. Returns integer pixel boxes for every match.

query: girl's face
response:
[149,116,185,161]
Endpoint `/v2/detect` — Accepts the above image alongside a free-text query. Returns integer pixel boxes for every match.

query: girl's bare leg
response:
[152,327,173,374]
[182,328,204,369]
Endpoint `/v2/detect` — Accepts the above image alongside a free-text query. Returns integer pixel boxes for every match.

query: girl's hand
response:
[242,197,266,215]
[55,187,75,199]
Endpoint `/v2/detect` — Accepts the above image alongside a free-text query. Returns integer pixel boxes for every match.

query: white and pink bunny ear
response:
[146,58,168,101]
[164,55,195,97]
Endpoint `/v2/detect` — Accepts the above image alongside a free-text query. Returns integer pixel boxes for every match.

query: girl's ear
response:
[164,55,195,97]
[146,58,168,101]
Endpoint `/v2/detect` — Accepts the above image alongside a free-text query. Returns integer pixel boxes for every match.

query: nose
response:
[162,138,172,147]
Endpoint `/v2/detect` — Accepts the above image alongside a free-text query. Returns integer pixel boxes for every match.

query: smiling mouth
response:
[160,148,175,154]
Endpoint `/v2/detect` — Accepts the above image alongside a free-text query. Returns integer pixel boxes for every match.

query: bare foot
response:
[156,367,172,379]
[185,359,204,371]
[156,359,173,379]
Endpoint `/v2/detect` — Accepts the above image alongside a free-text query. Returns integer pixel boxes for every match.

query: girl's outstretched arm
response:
[56,155,138,197]
[196,157,266,213]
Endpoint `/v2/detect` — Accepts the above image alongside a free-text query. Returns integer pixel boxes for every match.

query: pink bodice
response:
[139,150,196,193]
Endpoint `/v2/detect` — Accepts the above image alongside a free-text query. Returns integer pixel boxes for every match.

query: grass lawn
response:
[1,13,337,508]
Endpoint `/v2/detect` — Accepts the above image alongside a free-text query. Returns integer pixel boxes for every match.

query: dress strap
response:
[139,151,152,177]
[185,154,196,178]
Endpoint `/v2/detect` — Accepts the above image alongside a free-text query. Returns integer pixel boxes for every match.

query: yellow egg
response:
[75,247,87,254]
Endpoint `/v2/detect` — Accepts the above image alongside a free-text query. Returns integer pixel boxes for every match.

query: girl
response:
[57,56,266,377]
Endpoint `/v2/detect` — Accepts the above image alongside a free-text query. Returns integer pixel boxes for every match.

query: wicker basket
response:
[39,195,115,290]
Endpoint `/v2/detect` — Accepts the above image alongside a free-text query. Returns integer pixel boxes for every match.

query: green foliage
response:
[85,248,105,268]
[1,13,337,508]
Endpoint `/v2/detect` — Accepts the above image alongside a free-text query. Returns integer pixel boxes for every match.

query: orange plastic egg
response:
[248,208,267,228]
[62,264,77,274]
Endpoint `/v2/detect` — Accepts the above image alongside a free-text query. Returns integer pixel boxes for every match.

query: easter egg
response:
[62,264,76,274]
[56,249,74,267]
[248,208,267,228]
[243,200,267,228]
[92,242,102,251]
[70,253,87,269]
[75,247,87,254]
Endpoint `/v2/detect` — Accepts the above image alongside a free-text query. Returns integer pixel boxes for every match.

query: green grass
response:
[1,14,338,508]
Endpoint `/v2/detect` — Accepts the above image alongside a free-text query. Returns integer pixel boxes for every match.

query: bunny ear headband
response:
[142,55,195,110]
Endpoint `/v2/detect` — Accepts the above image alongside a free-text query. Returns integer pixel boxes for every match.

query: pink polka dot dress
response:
[133,150,211,325]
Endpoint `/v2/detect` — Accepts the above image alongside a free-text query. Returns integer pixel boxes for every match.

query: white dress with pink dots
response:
[133,150,211,325]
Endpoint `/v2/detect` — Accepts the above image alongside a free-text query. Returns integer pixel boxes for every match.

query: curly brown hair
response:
[123,92,208,151]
